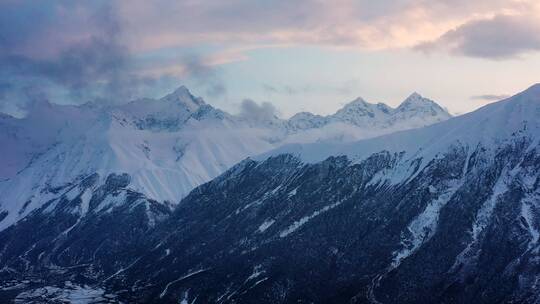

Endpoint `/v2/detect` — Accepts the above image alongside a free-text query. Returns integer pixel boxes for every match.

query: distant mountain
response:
[105,83,538,303]
[0,87,450,231]
[0,84,537,303]
[287,93,449,131]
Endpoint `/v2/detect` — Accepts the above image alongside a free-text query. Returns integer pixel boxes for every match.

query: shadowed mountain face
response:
[0,85,539,303]
[108,137,539,303]
[0,86,450,231]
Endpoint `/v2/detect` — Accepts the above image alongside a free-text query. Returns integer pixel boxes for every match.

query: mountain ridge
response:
[0,84,539,303]
[260,83,540,166]
[0,86,451,227]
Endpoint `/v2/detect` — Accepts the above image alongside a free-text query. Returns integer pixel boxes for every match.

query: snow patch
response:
[392,181,460,268]
[280,200,344,238]
[287,188,297,197]
[521,194,540,252]
[159,268,209,299]
[246,264,264,281]
[451,166,516,270]
[14,281,115,304]
[257,219,275,233]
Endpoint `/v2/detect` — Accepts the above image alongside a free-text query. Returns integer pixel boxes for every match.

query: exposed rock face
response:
[0,85,538,303]
[0,172,171,293]
[100,136,538,303]
[0,86,451,225]
[5,138,537,303]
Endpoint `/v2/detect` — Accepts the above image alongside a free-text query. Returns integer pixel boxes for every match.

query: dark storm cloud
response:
[416,15,540,59]
[0,1,168,111]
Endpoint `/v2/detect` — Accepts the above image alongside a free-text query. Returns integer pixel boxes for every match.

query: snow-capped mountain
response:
[288,93,448,132]
[264,84,540,164]
[0,84,537,303]
[105,83,539,303]
[0,87,450,231]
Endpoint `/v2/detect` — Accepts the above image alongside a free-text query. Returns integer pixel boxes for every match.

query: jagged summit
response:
[160,85,206,111]
[399,92,425,107]
[334,97,381,117]
[264,83,540,165]
[342,97,372,107]
[0,84,453,230]
[397,92,446,112]
[1,84,539,303]
[337,97,391,112]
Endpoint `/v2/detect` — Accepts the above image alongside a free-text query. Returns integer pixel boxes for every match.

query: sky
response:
[1,0,540,118]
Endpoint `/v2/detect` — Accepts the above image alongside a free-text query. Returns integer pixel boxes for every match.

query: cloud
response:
[116,0,538,53]
[239,99,279,121]
[416,14,540,59]
[2,0,538,116]
[181,55,226,97]
[262,84,299,95]
[262,83,353,96]
[471,94,510,101]
[0,1,170,111]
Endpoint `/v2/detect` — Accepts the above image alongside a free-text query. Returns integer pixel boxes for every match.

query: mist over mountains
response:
[1,84,540,303]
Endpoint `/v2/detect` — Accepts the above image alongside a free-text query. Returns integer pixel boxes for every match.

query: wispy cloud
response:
[262,83,353,96]
[2,0,539,116]
[118,0,535,52]
[471,94,510,101]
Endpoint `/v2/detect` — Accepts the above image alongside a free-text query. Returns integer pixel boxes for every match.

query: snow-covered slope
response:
[1,85,538,303]
[263,84,540,166]
[0,86,450,230]
[109,83,540,303]
[283,93,450,143]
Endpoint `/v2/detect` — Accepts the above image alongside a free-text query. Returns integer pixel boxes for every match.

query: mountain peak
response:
[346,97,371,107]
[408,92,422,99]
[399,92,431,107]
[170,85,190,96]
[334,97,378,116]
[336,97,382,113]
[396,92,450,117]
[160,85,205,111]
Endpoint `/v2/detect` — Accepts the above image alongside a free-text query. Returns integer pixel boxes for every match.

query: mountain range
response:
[2,84,539,303]
[0,87,450,230]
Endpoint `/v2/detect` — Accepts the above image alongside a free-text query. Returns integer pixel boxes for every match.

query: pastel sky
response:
[1,0,540,117]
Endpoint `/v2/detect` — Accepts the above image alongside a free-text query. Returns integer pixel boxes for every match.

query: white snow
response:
[0,86,453,231]
[279,200,344,238]
[259,84,540,170]
[79,189,93,216]
[94,192,128,213]
[470,170,512,243]
[392,180,461,268]
[103,257,142,282]
[159,268,208,298]
[14,281,114,304]
[246,264,264,281]
[451,166,516,270]
[521,197,540,252]
[257,219,275,233]
[287,188,297,197]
